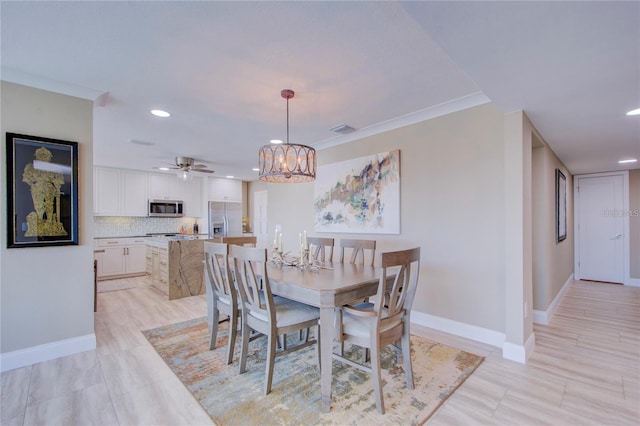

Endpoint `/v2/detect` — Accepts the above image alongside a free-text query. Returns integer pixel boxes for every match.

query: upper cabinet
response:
[148,173,183,200]
[94,167,120,215]
[183,176,203,217]
[121,170,149,216]
[94,167,148,216]
[208,177,242,202]
[95,167,207,218]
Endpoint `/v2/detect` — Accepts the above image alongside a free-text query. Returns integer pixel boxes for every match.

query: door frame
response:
[573,170,631,285]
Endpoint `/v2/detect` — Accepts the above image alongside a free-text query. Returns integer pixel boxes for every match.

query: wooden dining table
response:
[266,261,382,413]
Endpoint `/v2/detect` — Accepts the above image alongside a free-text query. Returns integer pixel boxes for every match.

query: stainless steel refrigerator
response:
[208,201,242,237]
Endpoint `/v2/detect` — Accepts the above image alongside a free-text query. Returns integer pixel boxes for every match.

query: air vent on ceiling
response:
[330,123,356,134]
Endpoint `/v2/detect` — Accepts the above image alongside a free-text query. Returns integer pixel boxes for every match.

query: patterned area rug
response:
[143,317,483,425]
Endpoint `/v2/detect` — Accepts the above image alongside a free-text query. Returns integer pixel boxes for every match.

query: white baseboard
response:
[0,333,96,373]
[627,278,640,287]
[533,273,573,325]
[411,311,505,349]
[503,332,536,364]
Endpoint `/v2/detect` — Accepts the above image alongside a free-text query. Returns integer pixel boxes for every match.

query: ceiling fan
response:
[154,156,215,179]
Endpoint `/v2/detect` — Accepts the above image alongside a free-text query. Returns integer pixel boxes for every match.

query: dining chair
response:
[230,245,321,395]
[221,236,257,247]
[307,237,334,262]
[339,238,376,266]
[203,242,239,365]
[333,247,421,414]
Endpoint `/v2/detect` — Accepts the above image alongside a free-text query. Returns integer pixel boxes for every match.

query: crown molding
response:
[313,92,491,150]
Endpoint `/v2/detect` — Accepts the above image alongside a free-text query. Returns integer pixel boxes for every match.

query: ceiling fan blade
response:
[191,164,207,168]
[193,169,215,173]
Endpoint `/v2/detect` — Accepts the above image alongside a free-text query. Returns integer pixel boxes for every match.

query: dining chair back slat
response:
[220,236,257,247]
[339,238,376,266]
[307,237,334,262]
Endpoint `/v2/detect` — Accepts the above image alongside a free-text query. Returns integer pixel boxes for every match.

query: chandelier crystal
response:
[259,89,316,183]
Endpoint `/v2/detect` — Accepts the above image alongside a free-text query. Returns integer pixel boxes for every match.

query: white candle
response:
[279,233,283,252]
[273,239,277,249]
[303,230,307,248]
[275,228,278,242]
[299,232,302,246]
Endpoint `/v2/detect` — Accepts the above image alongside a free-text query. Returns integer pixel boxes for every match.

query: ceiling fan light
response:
[177,170,192,181]
[258,89,316,183]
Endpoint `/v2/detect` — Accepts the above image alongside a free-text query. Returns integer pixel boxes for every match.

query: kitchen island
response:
[147,236,212,300]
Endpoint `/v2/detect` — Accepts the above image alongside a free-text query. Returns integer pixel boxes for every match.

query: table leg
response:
[320,306,334,412]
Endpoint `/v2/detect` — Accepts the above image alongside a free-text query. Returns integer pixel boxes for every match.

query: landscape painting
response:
[314,150,400,234]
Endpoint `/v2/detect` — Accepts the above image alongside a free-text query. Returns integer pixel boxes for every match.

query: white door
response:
[253,190,268,249]
[575,174,625,283]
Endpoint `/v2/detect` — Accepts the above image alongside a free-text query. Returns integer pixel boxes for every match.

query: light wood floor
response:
[1,277,638,425]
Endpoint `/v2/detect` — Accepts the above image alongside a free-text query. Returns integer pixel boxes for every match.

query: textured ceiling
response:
[1,1,638,180]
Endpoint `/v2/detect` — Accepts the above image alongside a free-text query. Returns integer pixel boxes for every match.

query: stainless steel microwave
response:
[148,200,184,217]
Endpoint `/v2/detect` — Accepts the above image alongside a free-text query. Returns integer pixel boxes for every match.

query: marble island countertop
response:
[95,234,210,240]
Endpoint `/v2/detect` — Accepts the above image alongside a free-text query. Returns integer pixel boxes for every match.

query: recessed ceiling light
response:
[252,168,259,172]
[270,139,283,144]
[226,175,234,179]
[626,108,640,116]
[128,138,155,146]
[150,109,171,118]
[618,159,638,164]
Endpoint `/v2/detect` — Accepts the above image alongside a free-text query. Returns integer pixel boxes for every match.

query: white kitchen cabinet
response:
[125,244,148,274]
[95,237,148,279]
[149,173,183,201]
[183,176,203,217]
[94,167,148,216]
[121,170,148,216]
[94,167,120,215]
[147,241,169,295]
[208,177,242,202]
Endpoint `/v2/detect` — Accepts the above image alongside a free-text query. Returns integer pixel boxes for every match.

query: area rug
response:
[143,317,483,425]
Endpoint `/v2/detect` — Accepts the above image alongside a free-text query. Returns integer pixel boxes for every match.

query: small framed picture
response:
[556,168,567,243]
[6,133,79,248]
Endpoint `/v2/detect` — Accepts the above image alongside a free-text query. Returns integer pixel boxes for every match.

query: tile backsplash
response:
[94,216,201,237]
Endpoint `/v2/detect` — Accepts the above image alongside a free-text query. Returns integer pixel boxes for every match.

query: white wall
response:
[532,139,574,313]
[1,82,95,369]
[630,169,640,280]
[254,103,508,334]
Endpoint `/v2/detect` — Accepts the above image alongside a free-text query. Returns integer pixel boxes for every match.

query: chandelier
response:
[258,89,316,183]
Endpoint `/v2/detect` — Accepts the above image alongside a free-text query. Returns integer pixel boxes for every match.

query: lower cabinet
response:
[147,241,169,295]
[95,238,148,280]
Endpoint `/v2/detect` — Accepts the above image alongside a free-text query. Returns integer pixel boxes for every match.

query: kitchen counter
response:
[95,234,210,240]
[147,237,216,300]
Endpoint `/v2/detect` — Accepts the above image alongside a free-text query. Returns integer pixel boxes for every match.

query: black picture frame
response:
[556,168,567,243]
[6,133,79,248]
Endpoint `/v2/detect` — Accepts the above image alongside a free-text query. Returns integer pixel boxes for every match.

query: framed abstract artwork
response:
[6,133,79,248]
[314,150,400,234]
[556,168,567,243]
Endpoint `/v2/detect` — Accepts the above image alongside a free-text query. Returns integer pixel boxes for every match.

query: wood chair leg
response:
[265,333,277,395]
[226,314,238,365]
[370,343,385,414]
[209,308,220,350]
[238,320,250,374]
[401,331,414,389]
